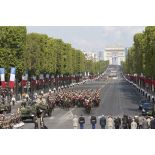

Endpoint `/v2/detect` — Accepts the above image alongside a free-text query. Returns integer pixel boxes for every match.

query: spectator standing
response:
[131,119,137,129]
[100,115,106,129]
[107,116,113,129]
[73,115,78,129]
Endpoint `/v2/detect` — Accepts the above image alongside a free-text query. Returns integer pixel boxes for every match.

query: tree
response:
[0,26,27,79]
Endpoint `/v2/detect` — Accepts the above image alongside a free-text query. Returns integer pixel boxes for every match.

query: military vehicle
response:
[20,97,52,122]
[20,105,36,122]
[0,103,11,114]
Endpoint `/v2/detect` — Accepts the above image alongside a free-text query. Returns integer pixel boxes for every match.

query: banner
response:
[46,74,49,79]
[0,68,6,88]
[9,67,16,88]
[39,74,44,80]
[31,76,37,86]
[39,74,44,85]
[22,70,28,86]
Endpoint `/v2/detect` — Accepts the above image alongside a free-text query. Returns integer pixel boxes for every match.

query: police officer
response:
[90,115,97,129]
[78,114,85,129]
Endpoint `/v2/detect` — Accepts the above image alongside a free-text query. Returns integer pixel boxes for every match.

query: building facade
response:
[104,47,126,65]
[84,52,98,62]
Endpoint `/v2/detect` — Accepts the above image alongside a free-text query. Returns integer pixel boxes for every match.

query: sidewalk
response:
[123,75,155,101]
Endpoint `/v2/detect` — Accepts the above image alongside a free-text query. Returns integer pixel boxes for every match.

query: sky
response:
[27,26,145,52]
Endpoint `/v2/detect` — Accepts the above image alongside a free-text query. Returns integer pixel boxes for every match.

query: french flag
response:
[39,74,44,85]
[9,67,16,88]
[0,68,6,88]
[31,76,37,86]
[22,71,28,86]
[45,74,49,83]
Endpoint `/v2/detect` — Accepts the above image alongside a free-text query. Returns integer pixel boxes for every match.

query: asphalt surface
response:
[21,66,144,129]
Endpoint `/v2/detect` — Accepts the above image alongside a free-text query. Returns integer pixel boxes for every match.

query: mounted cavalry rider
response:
[33,92,38,100]
[84,98,91,113]
[47,89,55,112]
[25,93,30,102]
[53,88,56,93]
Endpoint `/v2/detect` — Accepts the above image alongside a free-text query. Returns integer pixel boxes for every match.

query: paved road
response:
[22,69,144,129]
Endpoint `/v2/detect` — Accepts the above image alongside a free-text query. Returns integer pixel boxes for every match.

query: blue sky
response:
[27,26,145,52]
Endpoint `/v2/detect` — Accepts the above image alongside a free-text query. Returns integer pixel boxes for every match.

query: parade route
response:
[22,69,143,129]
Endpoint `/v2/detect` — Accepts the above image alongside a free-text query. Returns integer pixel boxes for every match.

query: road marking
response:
[59,108,75,120]
[49,116,55,120]
[63,111,74,120]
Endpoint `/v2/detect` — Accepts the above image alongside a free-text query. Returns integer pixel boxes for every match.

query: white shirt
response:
[73,117,78,127]
[131,121,137,129]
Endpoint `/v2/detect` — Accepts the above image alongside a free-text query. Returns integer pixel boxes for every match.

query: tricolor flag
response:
[39,74,44,80]
[46,74,49,79]
[0,68,6,88]
[45,74,49,83]
[9,67,16,88]
[32,76,36,81]
[22,70,28,86]
[88,72,90,77]
[39,74,44,85]
[31,76,37,86]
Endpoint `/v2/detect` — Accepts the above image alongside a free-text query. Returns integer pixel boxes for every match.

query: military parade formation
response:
[1,70,155,129]
[0,77,102,129]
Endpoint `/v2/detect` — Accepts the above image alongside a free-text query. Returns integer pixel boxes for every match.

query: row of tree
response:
[0,26,108,81]
[122,26,155,78]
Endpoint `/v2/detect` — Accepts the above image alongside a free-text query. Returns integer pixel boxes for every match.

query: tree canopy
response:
[0,27,108,80]
[122,26,155,78]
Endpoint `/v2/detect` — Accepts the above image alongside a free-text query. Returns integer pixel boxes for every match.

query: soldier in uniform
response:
[90,115,97,129]
[78,114,85,129]
[35,107,42,129]
[11,95,16,106]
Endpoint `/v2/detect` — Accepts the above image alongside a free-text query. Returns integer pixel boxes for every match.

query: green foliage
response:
[123,26,155,78]
[0,26,27,79]
[0,27,108,80]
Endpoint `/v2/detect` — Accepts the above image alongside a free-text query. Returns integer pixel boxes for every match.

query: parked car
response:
[142,102,154,116]
[138,99,150,110]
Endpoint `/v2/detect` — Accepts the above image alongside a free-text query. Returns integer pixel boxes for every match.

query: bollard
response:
[143,91,144,96]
